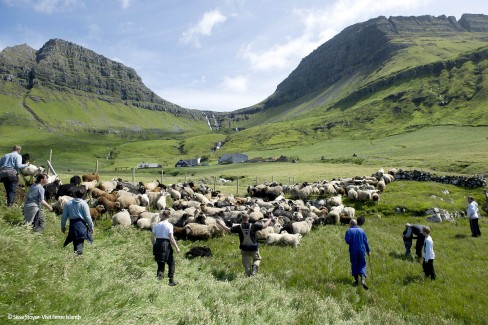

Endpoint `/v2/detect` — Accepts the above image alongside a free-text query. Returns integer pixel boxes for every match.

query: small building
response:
[137,162,162,169]
[175,158,201,167]
[218,153,248,164]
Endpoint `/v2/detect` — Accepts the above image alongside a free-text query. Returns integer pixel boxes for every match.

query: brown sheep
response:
[98,197,121,215]
[90,205,106,221]
[82,173,100,182]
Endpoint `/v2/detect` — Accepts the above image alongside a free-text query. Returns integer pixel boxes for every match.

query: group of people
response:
[0,145,94,255]
[1,145,484,288]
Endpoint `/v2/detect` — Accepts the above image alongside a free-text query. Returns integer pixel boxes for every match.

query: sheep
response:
[51,195,73,215]
[143,180,161,192]
[128,204,147,217]
[168,186,181,200]
[147,191,163,207]
[156,192,171,210]
[100,191,117,202]
[291,217,314,235]
[326,195,342,208]
[82,173,100,182]
[340,207,356,225]
[183,223,222,240]
[256,221,282,241]
[136,212,160,230]
[80,179,98,191]
[98,197,121,215]
[266,231,302,247]
[99,179,117,192]
[376,178,386,192]
[89,187,106,198]
[43,179,60,201]
[112,209,131,227]
[56,176,84,199]
[357,190,372,202]
[116,193,149,209]
[89,205,106,221]
[347,188,358,201]
[325,205,344,225]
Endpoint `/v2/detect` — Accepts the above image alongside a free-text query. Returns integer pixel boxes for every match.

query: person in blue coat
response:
[345,219,371,289]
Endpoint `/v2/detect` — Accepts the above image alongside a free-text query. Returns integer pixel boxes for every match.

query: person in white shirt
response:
[422,227,436,280]
[151,210,180,286]
[467,196,481,237]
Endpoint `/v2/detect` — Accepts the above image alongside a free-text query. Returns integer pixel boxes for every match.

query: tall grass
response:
[1,178,487,324]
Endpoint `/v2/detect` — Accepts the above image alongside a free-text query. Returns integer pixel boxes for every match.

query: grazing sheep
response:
[143,180,161,192]
[89,187,106,198]
[89,205,106,221]
[376,178,386,192]
[112,209,131,227]
[116,193,148,209]
[81,179,98,191]
[347,188,358,201]
[326,195,342,208]
[325,205,344,225]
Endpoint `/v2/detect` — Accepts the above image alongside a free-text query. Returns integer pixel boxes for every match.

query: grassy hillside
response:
[1,178,487,324]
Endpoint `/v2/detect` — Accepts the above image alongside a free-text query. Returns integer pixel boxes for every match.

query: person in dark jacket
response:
[61,188,94,255]
[403,223,426,259]
[24,173,53,234]
[216,213,274,276]
[345,219,371,289]
[151,210,180,286]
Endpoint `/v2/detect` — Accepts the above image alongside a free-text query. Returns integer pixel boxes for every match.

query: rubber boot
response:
[353,275,359,286]
[245,267,252,277]
[251,265,258,276]
[361,275,369,290]
[168,278,178,286]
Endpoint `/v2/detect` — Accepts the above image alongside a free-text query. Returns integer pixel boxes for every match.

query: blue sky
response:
[1,0,487,112]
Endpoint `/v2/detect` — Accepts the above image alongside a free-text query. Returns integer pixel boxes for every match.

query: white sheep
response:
[112,209,131,227]
[266,231,302,247]
[291,217,314,235]
[183,223,221,240]
[128,204,147,217]
[136,212,160,229]
[156,192,171,210]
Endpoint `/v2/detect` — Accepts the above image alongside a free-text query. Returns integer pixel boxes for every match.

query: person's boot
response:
[168,278,178,286]
[245,267,252,277]
[361,275,369,290]
[353,275,359,286]
[251,265,258,276]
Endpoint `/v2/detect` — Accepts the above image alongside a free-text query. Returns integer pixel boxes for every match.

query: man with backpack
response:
[217,213,274,276]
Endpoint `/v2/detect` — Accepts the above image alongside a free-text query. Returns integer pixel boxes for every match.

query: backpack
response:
[241,224,254,246]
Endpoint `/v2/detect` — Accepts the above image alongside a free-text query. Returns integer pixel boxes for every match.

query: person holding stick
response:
[345,219,371,290]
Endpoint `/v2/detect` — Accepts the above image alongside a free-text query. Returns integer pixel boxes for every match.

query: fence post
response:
[214,176,216,191]
[236,177,239,195]
[161,170,164,183]
[131,167,135,183]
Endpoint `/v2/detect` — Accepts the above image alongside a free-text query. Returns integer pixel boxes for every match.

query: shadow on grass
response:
[212,268,237,282]
[454,234,468,239]
[389,251,417,262]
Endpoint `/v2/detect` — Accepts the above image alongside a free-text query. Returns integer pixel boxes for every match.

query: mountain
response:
[1,14,488,162]
[0,39,219,134]
[224,14,488,130]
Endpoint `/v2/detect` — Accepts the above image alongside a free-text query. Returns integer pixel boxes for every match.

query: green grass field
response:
[1,177,487,324]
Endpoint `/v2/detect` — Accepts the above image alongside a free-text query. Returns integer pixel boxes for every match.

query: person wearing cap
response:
[403,223,427,259]
[151,210,180,286]
[0,145,29,206]
[345,219,371,289]
[467,196,481,237]
[422,226,436,280]
[216,213,274,277]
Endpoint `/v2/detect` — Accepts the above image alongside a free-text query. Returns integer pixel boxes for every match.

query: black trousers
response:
[415,234,425,258]
[156,255,175,279]
[422,259,436,280]
[73,239,84,255]
[469,218,481,237]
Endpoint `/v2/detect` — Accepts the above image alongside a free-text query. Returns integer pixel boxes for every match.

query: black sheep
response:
[185,246,213,259]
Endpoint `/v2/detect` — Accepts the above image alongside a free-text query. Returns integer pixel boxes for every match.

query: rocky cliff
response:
[0,39,203,120]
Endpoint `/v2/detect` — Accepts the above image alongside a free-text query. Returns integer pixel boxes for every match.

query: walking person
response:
[61,188,94,255]
[403,223,426,259]
[0,145,29,206]
[151,210,180,286]
[467,196,481,237]
[216,213,274,277]
[345,219,371,290]
[23,173,53,234]
[422,226,436,280]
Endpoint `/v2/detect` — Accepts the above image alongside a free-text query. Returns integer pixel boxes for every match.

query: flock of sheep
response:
[39,166,397,247]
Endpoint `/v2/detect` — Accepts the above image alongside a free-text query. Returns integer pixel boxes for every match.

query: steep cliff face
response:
[0,39,204,120]
[261,14,488,110]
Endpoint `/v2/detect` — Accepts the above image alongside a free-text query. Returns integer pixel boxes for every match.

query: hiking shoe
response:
[168,279,178,286]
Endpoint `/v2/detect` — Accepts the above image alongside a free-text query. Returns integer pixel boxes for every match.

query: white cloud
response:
[119,0,130,10]
[180,10,227,48]
[221,75,248,93]
[32,0,79,14]
[240,0,430,72]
